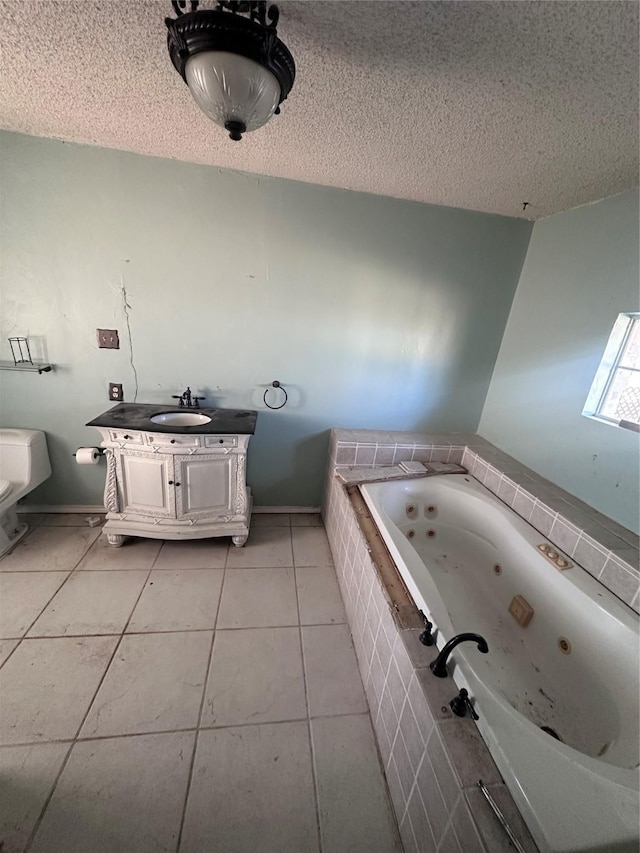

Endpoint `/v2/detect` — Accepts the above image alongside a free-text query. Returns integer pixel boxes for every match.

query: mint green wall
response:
[480,189,640,533]
[0,131,531,507]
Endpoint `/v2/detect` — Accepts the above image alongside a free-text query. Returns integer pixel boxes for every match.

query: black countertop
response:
[86,403,257,435]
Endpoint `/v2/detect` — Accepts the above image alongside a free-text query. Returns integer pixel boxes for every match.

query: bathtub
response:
[360,474,639,853]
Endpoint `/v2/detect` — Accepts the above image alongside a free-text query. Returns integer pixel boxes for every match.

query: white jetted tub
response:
[360,474,639,853]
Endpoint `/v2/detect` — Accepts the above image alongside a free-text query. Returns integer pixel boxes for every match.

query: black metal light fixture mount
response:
[165,1,296,141]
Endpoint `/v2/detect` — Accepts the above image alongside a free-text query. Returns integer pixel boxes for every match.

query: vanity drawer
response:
[204,435,238,449]
[146,433,201,448]
[109,430,144,444]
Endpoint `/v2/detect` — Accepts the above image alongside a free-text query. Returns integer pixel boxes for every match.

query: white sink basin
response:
[150,412,212,427]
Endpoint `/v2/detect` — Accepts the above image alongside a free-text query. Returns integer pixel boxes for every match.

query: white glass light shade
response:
[185,51,281,133]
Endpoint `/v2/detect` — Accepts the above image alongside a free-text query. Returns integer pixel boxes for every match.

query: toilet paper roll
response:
[75,447,101,465]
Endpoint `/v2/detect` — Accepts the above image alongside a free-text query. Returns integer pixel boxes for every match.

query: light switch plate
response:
[97,329,119,349]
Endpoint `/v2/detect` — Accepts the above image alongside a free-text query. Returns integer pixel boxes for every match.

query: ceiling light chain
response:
[165,0,295,141]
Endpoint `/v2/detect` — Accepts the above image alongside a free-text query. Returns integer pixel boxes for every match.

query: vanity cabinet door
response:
[174,454,236,519]
[117,451,175,518]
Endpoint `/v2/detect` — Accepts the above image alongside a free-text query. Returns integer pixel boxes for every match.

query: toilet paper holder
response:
[73,447,105,458]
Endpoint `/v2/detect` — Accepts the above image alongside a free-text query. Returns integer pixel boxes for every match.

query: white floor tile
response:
[296,565,346,625]
[0,572,69,638]
[290,513,323,527]
[0,636,118,744]
[226,526,293,568]
[127,569,224,632]
[0,527,100,572]
[0,638,20,667]
[76,535,161,571]
[153,538,228,570]
[80,631,211,738]
[311,714,403,853]
[302,624,367,717]
[40,513,105,527]
[0,742,70,853]
[202,627,306,727]
[28,571,147,637]
[30,732,194,853]
[217,568,298,629]
[292,527,334,567]
[181,723,319,853]
[251,513,291,527]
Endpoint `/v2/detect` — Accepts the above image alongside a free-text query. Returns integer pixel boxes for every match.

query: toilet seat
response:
[0,480,12,501]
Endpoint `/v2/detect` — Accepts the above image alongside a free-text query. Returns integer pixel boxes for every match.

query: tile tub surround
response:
[324,429,639,613]
[322,429,639,852]
[323,466,539,853]
[0,515,402,853]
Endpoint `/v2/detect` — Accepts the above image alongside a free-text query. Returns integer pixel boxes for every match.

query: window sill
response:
[582,412,640,433]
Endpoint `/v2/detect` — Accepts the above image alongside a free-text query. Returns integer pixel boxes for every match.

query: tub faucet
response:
[429,633,489,678]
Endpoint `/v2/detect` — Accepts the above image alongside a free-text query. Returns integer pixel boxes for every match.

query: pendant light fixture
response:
[165,1,296,141]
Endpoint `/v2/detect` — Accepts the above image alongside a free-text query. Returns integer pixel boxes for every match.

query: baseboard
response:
[19,504,321,514]
[253,506,321,513]
[18,505,105,514]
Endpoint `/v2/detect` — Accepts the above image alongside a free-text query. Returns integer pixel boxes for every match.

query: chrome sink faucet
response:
[172,387,206,408]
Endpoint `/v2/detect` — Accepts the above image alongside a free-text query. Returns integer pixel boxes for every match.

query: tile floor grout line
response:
[71,564,156,741]
[22,740,77,853]
[324,538,407,847]
[7,527,115,851]
[288,524,295,570]
[0,560,338,573]
[175,560,227,853]
[0,639,21,670]
[0,710,385,750]
[1,729,199,749]
[11,568,73,631]
[22,541,164,852]
[67,527,106,572]
[0,526,103,668]
[293,562,325,853]
[221,537,232,570]
[0,570,74,670]
[4,619,348,644]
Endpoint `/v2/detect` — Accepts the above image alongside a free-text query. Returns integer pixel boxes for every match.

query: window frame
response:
[583,312,640,433]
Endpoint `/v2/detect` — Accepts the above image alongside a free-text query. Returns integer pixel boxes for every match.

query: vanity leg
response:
[107,534,125,547]
[232,533,248,548]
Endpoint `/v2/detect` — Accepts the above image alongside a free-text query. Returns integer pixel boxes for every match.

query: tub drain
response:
[540,725,562,742]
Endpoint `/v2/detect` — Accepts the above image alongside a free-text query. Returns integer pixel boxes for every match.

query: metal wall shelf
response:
[0,361,53,375]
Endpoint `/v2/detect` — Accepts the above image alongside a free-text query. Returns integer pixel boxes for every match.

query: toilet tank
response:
[0,429,51,487]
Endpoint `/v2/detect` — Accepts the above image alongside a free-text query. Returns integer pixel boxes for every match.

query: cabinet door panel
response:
[118,452,175,517]
[175,454,236,519]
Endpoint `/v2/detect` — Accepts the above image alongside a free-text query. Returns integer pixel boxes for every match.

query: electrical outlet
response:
[109,382,124,401]
[97,329,119,349]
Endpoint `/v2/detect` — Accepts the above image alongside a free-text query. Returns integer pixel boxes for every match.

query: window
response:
[583,313,640,432]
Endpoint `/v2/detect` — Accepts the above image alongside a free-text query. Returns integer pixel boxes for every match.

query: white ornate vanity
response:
[87,403,257,547]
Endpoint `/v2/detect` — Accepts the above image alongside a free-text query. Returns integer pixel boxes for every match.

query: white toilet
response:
[0,429,52,556]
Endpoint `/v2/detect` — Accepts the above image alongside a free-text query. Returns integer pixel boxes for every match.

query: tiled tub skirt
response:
[323,473,539,853]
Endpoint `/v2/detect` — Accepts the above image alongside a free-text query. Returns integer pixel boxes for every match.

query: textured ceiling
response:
[0,0,638,219]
